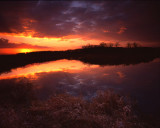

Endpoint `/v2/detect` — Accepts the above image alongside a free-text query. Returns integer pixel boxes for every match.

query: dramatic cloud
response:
[0,38,48,49]
[0,1,160,45]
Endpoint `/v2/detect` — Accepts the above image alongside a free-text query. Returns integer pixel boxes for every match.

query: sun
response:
[20,49,32,54]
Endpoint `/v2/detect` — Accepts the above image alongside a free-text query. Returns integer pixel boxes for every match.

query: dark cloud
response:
[0,1,37,33]
[0,38,48,49]
[0,1,160,45]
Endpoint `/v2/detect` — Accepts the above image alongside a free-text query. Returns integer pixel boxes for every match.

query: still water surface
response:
[0,59,160,115]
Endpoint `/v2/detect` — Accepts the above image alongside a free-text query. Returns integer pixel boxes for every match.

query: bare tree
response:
[99,42,107,47]
[109,43,113,47]
[115,42,120,47]
[82,44,91,49]
[127,42,132,48]
[132,42,138,48]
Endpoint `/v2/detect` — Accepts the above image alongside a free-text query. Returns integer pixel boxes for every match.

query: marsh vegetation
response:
[0,80,159,128]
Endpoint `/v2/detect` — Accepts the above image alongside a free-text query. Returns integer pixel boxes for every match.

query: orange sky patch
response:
[0,32,101,54]
[0,48,41,55]
[117,26,127,34]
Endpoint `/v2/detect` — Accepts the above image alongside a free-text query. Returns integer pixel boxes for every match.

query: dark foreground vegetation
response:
[0,79,159,128]
[0,45,160,73]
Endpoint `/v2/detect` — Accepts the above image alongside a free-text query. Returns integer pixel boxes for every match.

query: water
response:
[0,59,160,115]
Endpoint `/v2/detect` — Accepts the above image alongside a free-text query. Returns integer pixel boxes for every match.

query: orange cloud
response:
[117,26,127,34]
[0,31,101,52]
[117,72,125,78]
[103,30,110,33]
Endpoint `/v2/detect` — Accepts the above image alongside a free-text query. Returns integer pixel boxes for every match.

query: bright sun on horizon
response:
[20,49,32,54]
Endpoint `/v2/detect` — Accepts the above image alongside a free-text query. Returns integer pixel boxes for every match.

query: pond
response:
[0,58,160,116]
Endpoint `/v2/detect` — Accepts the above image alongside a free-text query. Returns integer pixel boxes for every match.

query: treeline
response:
[82,42,141,49]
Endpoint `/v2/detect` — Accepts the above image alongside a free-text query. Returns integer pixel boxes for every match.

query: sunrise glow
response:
[0,32,101,53]
[20,49,32,53]
[0,1,160,127]
[0,1,159,55]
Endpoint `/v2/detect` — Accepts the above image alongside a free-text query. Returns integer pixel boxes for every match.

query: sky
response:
[0,0,160,54]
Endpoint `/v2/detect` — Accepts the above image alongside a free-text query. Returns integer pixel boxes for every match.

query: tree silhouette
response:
[109,43,113,47]
[82,44,92,49]
[127,42,132,48]
[115,42,120,47]
[99,42,107,47]
[132,42,138,48]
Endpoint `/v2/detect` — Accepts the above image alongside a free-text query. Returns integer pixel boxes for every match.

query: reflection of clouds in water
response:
[30,63,127,98]
[30,70,113,99]
[59,75,88,89]
[58,79,67,85]
[73,75,84,85]
[151,58,160,63]
[0,59,159,115]
[1,59,160,110]
[24,59,159,99]
[116,72,125,78]
[91,79,97,85]
[0,59,99,80]
[103,73,109,76]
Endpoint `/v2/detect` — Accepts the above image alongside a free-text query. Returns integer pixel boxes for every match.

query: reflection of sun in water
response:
[20,49,32,53]
[0,59,99,80]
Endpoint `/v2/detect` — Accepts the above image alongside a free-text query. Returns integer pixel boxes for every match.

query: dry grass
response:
[0,90,159,128]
